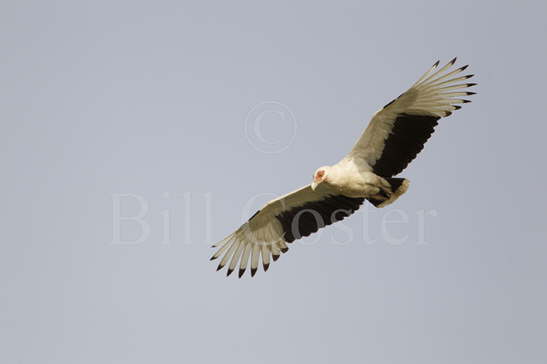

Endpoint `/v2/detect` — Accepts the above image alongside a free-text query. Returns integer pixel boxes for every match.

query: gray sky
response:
[1,1,546,363]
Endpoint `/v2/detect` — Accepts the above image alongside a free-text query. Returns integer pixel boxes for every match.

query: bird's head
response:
[311,166,330,191]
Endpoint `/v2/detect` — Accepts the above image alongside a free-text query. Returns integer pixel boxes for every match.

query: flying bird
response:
[211,58,476,278]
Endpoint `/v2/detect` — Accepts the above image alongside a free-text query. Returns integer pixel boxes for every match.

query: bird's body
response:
[211,58,477,277]
[312,158,394,202]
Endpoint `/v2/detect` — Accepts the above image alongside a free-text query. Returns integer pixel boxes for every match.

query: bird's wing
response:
[349,58,476,177]
[210,185,364,278]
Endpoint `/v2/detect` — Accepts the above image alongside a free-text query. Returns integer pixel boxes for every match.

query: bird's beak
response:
[311,181,318,191]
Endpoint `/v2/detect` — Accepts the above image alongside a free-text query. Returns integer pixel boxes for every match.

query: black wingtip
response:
[466,91,477,95]
[462,99,472,103]
[272,254,280,262]
[263,263,270,272]
[467,83,477,87]
[454,105,462,110]
[226,268,234,277]
[445,111,452,117]
[238,269,245,278]
[210,256,217,261]
[433,60,440,67]
[280,247,288,253]
[251,268,257,277]
[216,264,224,271]
[459,64,469,71]
[465,74,474,79]
[449,57,457,65]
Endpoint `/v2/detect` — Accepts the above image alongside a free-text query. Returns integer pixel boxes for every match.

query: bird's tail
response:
[367,178,410,208]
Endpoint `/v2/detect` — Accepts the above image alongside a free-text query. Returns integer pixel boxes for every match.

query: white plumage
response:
[211,58,476,277]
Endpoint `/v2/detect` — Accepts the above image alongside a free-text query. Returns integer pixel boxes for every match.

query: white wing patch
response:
[210,186,314,278]
[209,185,364,278]
[210,221,285,278]
[405,57,476,117]
[350,58,476,171]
